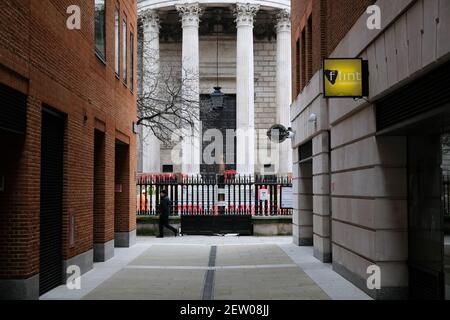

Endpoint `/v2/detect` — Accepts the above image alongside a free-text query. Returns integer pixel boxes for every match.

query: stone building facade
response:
[291,0,450,299]
[137,0,292,176]
[0,0,138,299]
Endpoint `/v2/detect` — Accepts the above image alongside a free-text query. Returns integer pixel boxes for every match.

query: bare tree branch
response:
[136,31,215,148]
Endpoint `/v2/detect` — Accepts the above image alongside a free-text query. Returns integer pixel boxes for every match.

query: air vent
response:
[0,83,27,134]
[376,61,450,131]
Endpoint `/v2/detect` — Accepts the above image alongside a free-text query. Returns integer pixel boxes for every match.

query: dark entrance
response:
[93,130,106,261]
[114,139,130,246]
[408,133,445,299]
[200,94,236,175]
[376,60,450,299]
[40,107,65,295]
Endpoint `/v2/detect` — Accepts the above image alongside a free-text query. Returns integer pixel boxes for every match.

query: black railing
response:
[443,173,450,217]
[136,174,293,217]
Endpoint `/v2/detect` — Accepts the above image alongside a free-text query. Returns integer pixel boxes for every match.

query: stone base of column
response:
[94,240,115,262]
[313,247,332,263]
[115,229,137,248]
[293,224,313,246]
[0,274,39,300]
[62,249,94,282]
[332,262,409,300]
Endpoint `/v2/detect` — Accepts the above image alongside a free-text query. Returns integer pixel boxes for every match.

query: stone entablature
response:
[138,0,289,11]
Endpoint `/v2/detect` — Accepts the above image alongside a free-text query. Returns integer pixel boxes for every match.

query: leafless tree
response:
[137,35,212,148]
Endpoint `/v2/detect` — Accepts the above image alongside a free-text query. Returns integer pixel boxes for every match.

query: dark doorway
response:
[408,134,445,299]
[200,94,236,175]
[39,108,65,295]
[93,130,106,261]
[114,140,130,246]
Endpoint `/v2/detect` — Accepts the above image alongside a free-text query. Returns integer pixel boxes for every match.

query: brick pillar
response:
[93,128,115,262]
[114,140,136,247]
[312,132,331,262]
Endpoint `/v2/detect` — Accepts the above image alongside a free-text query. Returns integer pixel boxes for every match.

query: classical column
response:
[140,9,161,173]
[276,9,293,175]
[176,3,202,175]
[235,3,259,175]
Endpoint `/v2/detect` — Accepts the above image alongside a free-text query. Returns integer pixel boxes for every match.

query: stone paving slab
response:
[129,245,210,267]
[215,244,293,266]
[82,269,205,300]
[40,237,372,300]
[214,267,329,300]
[278,244,371,300]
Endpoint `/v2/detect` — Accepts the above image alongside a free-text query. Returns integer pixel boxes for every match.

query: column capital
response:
[176,3,203,28]
[140,9,160,33]
[234,3,260,27]
[275,9,291,33]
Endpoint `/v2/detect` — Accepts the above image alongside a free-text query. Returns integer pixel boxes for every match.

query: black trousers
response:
[159,216,177,236]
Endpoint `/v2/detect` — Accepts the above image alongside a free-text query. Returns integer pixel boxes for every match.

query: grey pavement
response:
[40,236,371,300]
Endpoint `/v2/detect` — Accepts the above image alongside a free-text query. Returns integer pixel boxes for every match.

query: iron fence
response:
[443,173,450,217]
[137,174,293,217]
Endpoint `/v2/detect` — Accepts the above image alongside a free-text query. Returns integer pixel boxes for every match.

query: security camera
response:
[308,113,317,123]
[287,127,295,139]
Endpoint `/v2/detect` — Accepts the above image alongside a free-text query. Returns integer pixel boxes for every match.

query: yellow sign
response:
[323,59,365,98]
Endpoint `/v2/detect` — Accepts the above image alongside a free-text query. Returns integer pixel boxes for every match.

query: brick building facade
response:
[0,0,137,299]
[291,0,375,98]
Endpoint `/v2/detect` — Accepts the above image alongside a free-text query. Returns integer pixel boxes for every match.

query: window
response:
[296,39,300,95]
[94,0,106,61]
[123,17,127,84]
[300,29,306,90]
[306,16,313,82]
[299,140,313,163]
[114,8,120,76]
[130,31,134,92]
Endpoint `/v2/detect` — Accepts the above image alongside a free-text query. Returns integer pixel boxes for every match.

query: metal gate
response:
[39,108,64,295]
[137,174,293,235]
[137,174,293,216]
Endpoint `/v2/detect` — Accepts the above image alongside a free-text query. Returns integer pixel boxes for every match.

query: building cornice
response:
[138,0,289,13]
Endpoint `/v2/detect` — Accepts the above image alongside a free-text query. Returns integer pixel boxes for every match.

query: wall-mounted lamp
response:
[308,113,318,124]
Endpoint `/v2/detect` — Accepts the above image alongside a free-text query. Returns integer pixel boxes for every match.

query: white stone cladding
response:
[137,1,291,175]
[152,38,280,174]
[290,0,450,300]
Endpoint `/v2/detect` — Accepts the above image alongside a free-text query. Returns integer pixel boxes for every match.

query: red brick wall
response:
[291,0,375,99]
[0,0,137,279]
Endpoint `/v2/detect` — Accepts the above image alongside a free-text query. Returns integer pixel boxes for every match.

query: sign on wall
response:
[323,58,369,98]
[281,186,293,209]
[259,189,270,202]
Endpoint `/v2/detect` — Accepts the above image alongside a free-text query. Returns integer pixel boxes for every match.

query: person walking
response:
[157,189,178,238]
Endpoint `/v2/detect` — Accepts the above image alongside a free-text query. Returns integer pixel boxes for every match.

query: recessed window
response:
[123,17,128,84]
[163,165,174,173]
[130,31,134,92]
[114,8,120,76]
[94,0,106,61]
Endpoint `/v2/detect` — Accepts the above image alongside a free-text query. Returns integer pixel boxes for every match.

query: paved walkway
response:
[40,236,371,300]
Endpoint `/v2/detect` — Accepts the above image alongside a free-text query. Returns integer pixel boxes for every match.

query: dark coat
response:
[159,196,171,219]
